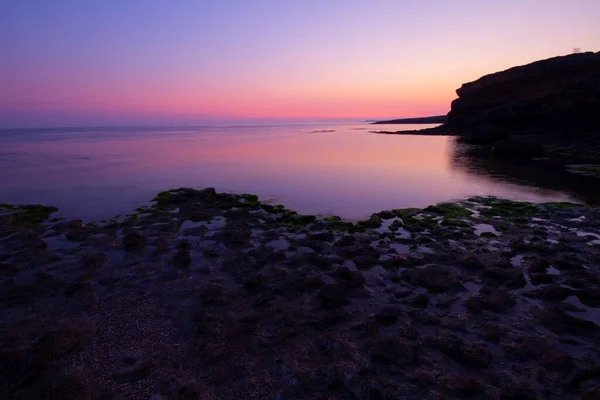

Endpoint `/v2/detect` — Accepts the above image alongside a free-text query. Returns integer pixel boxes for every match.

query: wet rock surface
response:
[1,190,600,399]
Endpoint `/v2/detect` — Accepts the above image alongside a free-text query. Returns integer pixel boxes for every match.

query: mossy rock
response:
[358,214,383,229]
[472,197,544,220]
[480,232,498,238]
[496,223,511,232]
[425,203,473,218]
[261,204,287,214]
[10,205,59,228]
[135,207,154,214]
[235,201,261,209]
[392,208,421,220]
[238,193,259,203]
[126,213,139,222]
[415,216,439,229]
[389,220,404,231]
[278,213,317,227]
[153,190,173,202]
[441,218,471,228]
[542,202,581,210]
[326,220,355,232]
[376,210,396,220]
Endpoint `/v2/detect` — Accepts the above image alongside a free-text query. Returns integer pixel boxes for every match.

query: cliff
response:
[446,52,600,138]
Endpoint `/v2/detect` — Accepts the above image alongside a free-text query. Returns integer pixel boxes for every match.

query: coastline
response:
[371,115,447,125]
[2,188,600,398]
[371,124,455,136]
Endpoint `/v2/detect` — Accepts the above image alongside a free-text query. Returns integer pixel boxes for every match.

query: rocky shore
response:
[1,188,600,399]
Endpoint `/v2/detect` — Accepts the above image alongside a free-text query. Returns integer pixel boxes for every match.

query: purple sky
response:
[1,0,599,127]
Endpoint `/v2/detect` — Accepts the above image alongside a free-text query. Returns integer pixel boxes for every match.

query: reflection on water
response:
[0,121,588,221]
[450,141,600,205]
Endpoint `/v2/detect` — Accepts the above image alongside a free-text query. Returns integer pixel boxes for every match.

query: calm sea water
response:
[0,121,579,221]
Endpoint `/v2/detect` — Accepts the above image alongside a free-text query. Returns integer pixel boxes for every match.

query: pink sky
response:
[1,0,599,127]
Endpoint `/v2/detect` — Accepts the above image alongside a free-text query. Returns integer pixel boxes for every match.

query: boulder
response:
[122,232,145,252]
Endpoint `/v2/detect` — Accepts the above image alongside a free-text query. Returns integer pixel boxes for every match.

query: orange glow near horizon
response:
[2,1,599,127]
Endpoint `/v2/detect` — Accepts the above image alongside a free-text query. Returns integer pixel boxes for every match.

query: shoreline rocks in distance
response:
[371,115,448,124]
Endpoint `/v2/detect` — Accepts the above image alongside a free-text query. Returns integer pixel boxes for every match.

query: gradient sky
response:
[1,0,599,127]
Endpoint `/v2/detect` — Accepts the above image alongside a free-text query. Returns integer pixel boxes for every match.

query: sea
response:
[0,120,583,221]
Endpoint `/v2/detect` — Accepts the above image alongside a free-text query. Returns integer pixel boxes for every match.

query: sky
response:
[1,0,599,127]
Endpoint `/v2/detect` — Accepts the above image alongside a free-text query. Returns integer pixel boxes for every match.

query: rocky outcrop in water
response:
[447,52,600,138]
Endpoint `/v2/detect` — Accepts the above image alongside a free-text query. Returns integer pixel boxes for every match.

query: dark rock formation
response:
[447,52,600,138]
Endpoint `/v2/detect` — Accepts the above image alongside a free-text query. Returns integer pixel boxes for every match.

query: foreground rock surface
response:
[1,190,600,399]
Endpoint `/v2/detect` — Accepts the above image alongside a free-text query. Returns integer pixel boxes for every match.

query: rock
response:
[334,243,379,259]
[307,232,335,242]
[499,388,538,400]
[423,331,492,368]
[333,235,355,246]
[534,304,599,337]
[523,285,574,302]
[577,287,600,307]
[123,232,145,251]
[213,229,249,247]
[481,268,526,289]
[64,275,98,310]
[294,274,325,292]
[402,265,464,293]
[1,327,92,385]
[200,283,226,305]
[81,251,107,270]
[317,283,350,308]
[465,286,515,313]
[394,288,412,298]
[68,219,83,230]
[583,387,600,400]
[528,272,556,286]
[160,269,180,281]
[481,323,506,342]
[459,254,485,270]
[30,250,61,266]
[112,355,152,384]
[178,386,199,400]
[373,306,399,326]
[377,210,396,220]
[53,219,82,234]
[65,229,85,242]
[172,249,192,270]
[332,266,366,288]
[305,252,335,270]
[447,52,600,140]
[353,254,378,270]
[370,336,419,366]
[412,293,429,308]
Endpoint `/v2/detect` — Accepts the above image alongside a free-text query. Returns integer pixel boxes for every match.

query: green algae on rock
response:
[5,204,59,229]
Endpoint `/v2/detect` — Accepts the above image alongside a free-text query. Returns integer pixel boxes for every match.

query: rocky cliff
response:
[446,52,600,138]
